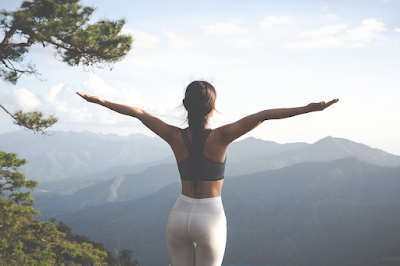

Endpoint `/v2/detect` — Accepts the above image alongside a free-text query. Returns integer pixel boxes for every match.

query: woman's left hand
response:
[307,99,339,112]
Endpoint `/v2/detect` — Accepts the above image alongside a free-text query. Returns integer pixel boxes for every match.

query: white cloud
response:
[122,29,160,49]
[162,31,193,50]
[322,14,339,21]
[69,107,93,123]
[322,6,328,11]
[199,22,247,36]
[78,75,148,125]
[395,28,400,33]
[301,24,347,38]
[83,74,117,100]
[285,19,386,49]
[96,108,118,125]
[344,19,386,41]
[44,83,69,112]
[226,38,257,47]
[44,83,63,104]
[13,88,41,111]
[150,90,182,117]
[260,16,294,30]
[81,75,145,107]
[119,87,146,107]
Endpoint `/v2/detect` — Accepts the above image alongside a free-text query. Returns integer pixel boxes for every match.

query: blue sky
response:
[1,0,400,154]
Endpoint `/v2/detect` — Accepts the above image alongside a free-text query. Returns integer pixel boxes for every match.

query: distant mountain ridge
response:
[226,136,309,161]
[34,134,400,194]
[226,136,400,176]
[51,158,400,266]
[34,136,309,193]
[35,163,179,218]
[32,134,400,218]
[35,159,165,192]
[0,130,171,182]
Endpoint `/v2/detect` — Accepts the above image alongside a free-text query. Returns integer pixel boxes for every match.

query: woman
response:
[77,81,338,266]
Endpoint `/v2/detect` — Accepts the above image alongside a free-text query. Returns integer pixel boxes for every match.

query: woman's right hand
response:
[76,92,103,104]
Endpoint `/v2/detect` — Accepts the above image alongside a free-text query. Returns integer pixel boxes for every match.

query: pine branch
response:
[1,25,16,45]
[4,38,34,47]
[0,103,18,120]
[0,104,57,135]
[0,0,132,84]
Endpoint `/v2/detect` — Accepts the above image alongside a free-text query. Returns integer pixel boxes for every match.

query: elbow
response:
[131,107,144,117]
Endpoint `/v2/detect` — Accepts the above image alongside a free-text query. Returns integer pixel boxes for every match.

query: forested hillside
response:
[0,151,140,266]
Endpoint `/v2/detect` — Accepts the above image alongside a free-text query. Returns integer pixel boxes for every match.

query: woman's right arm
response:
[216,99,339,145]
[76,92,178,143]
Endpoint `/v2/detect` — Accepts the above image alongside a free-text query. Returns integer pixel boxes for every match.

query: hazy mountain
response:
[0,130,171,182]
[34,158,169,192]
[226,136,400,176]
[79,130,153,141]
[33,135,308,192]
[2,130,307,187]
[226,137,309,162]
[51,158,400,266]
[33,135,400,218]
[35,163,179,219]
[7,128,397,192]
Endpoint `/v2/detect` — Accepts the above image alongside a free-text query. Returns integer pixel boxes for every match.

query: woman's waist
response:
[181,179,223,199]
[178,193,222,203]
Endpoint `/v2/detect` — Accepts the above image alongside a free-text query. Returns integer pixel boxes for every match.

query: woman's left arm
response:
[76,92,177,143]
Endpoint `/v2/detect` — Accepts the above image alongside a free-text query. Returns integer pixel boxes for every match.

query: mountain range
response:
[2,130,399,187]
[27,132,400,219]
[50,158,400,266]
[0,130,171,182]
[225,136,400,176]
[3,130,400,265]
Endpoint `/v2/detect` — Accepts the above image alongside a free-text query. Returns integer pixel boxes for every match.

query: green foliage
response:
[0,151,140,265]
[116,249,141,266]
[0,151,38,209]
[0,0,132,134]
[13,110,58,135]
[0,0,133,84]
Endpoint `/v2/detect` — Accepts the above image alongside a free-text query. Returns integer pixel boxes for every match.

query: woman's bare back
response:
[170,127,227,198]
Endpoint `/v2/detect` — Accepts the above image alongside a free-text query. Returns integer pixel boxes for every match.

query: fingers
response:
[76,92,90,99]
[329,98,339,104]
[76,92,100,104]
[323,98,339,109]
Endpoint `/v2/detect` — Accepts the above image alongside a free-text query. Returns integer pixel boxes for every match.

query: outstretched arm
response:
[76,92,177,143]
[217,99,339,145]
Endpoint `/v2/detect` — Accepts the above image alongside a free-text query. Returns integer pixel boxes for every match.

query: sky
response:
[1,0,400,155]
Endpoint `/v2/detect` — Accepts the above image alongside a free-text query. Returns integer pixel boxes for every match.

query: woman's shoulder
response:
[209,126,229,144]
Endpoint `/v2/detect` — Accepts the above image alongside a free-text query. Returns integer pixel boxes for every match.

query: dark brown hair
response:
[183,81,216,195]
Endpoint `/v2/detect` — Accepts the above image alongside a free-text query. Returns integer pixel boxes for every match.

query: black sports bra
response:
[177,129,225,181]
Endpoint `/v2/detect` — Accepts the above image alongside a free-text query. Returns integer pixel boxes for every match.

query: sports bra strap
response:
[200,129,212,152]
[181,129,212,154]
[181,129,193,154]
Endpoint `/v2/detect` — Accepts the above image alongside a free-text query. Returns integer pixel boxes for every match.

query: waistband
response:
[178,193,222,203]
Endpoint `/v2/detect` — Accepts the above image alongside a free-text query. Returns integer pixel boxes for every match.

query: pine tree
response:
[0,0,133,134]
[0,151,140,265]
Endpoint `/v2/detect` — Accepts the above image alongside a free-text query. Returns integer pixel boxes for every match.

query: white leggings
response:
[166,194,227,266]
